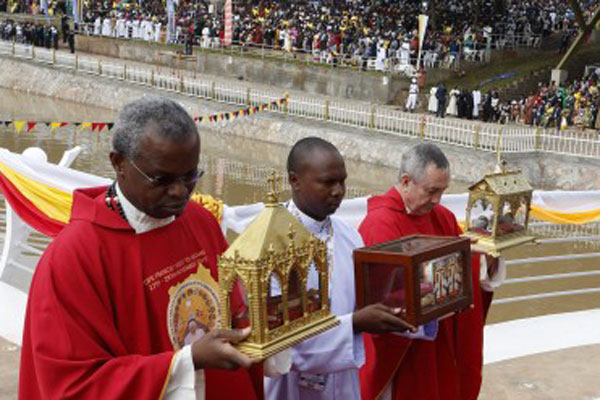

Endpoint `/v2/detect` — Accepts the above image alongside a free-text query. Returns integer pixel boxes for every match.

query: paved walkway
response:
[480,344,600,400]
[1,334,598,399]
[0,337,19,399]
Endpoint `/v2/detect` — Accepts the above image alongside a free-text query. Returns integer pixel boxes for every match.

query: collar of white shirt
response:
[286,199,331,239]
[115,183,176,234]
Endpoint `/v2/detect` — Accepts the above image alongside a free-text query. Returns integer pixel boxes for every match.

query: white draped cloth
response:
[264,200,365,400]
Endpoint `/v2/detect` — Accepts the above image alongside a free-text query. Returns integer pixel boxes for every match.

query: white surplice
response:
[264,201,365,400]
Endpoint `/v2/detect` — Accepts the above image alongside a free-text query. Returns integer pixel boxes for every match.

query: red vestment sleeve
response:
[19,254,174,400]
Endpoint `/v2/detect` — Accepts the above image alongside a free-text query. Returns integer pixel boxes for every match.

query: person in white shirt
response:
[265,137,415,400]
[131,17,141,39]
[472,88,482,119]
[154,19,162,43]
[125,17,132,39]
[101,16,112,37]
[93,15,102,36]
[405,77,419,112]
[143,17,154,42]
[428,86,438,114]
[116,16,126,38]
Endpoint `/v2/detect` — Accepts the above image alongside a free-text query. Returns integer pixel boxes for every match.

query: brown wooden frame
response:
[353,235,473,326]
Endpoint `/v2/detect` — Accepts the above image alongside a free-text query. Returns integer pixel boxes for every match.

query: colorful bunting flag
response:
[0,97,288,132]
[14,121,26,133]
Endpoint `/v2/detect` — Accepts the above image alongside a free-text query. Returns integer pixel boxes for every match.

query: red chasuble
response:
[358,187,492,400]
[19,186,263,400]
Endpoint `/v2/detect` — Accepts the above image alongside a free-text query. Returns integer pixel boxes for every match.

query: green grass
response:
[439,50,561,91]
[440,39,600,92]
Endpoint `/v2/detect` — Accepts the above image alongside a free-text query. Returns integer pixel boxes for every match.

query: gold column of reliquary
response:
[218,177,339,361]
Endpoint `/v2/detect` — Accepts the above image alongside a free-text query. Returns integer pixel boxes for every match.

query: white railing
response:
[1,40,599,159]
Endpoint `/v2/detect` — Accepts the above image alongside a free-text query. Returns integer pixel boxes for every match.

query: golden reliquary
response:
[354,235,473,327]
[217,176,339,361]
[463,164,535,256]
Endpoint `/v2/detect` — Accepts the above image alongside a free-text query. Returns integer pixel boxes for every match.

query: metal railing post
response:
[210,81,216,99]
[98,60,102,75]
[369,104,375,129]
[51,49,56,66]
[324,99,330,121]
[180,75,184,92]
[474,124,480,150]
[496,124,503,162]
[31,45,35,60]
[535,125,541,151]
[123,64,127,80]
[283,93,289,113]
[151,69,155,86]
[11,40,15,56]
[246,87,251,106]
[420,115,426,139]
[74,54,78,71]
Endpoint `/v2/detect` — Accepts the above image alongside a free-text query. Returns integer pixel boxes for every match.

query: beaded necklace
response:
[105,182,128,222]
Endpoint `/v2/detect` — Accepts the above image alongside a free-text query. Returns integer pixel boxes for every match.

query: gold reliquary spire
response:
[218,172,338,361]
[266,171,282,206]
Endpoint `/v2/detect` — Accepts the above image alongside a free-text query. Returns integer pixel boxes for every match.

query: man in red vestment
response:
[19,97,263,399]
[358,143,500,400]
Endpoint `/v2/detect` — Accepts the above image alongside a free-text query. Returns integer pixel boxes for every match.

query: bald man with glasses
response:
[19,97,264,400]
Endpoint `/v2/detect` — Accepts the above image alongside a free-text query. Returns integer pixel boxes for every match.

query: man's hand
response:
[352,303,417,334]
[191,327,253,370]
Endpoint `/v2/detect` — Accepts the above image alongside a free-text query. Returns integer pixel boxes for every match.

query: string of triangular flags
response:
[0,121,114,133]
[194,97,288,124]
[0,97,288,133]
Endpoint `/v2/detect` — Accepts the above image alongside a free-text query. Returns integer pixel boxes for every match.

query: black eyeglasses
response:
[128,158,204,187]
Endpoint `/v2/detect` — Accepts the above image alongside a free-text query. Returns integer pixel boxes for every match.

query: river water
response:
[0,88,598,324]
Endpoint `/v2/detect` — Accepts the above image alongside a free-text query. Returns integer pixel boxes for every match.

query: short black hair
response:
[287,137,341,173]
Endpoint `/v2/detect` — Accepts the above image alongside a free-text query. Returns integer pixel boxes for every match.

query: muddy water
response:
[0,88,598,324]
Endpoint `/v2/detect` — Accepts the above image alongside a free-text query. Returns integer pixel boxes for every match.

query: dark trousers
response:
[437,100,446,118]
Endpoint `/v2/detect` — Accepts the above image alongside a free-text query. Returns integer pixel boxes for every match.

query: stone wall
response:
[75,35,454,105]
[1,55,598,190]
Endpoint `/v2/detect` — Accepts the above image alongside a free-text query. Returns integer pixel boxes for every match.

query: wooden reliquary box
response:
[353,235,473,327]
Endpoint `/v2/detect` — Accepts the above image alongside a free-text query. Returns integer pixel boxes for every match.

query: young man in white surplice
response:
[264,137,416,400]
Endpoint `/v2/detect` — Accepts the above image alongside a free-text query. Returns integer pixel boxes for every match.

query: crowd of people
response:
[4,0,597,72]
[67,0,598,71]
[1,17,75,52]
[1,19,60,48]
[424,68,600,130]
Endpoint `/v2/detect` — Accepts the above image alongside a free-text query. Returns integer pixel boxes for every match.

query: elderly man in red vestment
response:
[19,97,263,400]
[358,143,502,400]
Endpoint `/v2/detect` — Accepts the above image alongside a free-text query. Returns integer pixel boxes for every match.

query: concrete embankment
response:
[1,55,598,190]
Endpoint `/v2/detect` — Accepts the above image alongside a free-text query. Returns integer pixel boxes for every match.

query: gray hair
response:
[112,96,198,159]
[399,143,449,182]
